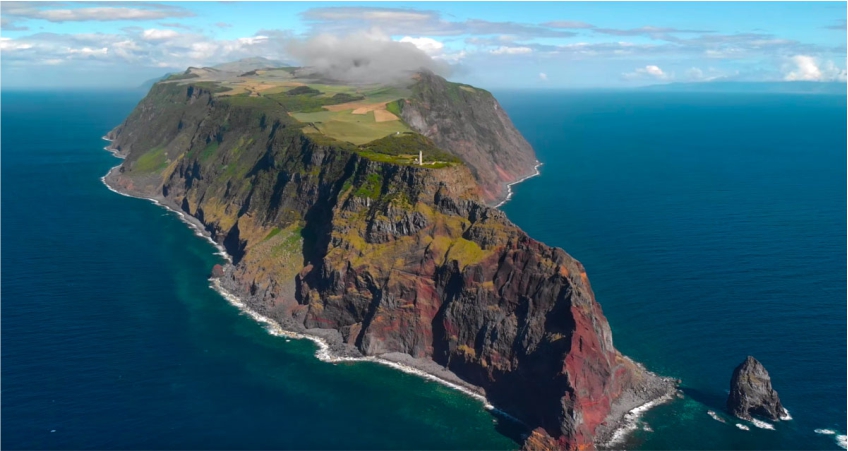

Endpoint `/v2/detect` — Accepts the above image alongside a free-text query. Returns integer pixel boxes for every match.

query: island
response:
[103,58,677,450]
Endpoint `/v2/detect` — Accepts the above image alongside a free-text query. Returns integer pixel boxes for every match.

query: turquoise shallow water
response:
[2,89,845,450]
[496,90,847,450]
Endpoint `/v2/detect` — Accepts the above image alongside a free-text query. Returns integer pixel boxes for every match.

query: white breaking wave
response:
[707,410,726,423]
[814,429,847,449]
[605,392,676,447]
[750,418,775,430]
[736,424,750,431]
[780,408,792,420]
[493,161,542,208]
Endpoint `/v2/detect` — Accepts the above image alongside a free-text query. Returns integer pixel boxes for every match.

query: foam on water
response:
[736,424,750,431]
[707,410,726,423]
[814,429,847,448]
[605,392,676,446]
[493,161,542,208]
[750,418,775,430]
[780,408,793,421]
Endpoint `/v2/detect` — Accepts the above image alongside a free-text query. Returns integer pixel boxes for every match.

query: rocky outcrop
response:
[210,264,225,279]
[727,356,784,421]
[400,71,538,205]
[103,79,674,450]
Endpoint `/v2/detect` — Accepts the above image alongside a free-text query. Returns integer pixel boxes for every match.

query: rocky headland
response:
[102,62,676,450]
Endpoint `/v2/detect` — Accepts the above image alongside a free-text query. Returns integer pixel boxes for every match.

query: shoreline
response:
[493,160,543,209]
[209,278,500,410]
[598,388,678,448]
[100,143,674,448]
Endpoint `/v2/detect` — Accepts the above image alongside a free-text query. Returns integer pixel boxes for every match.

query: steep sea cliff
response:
[101,77,676,449]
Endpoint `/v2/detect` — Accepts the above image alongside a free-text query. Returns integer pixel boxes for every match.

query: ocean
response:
[2,89,845,450]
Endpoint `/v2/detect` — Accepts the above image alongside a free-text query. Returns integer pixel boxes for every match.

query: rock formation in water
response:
[727,356,784,421]
[103,65,675,450]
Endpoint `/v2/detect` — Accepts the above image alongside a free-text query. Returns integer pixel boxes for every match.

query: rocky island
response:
[727,356,786,422]
[103,59,676,450]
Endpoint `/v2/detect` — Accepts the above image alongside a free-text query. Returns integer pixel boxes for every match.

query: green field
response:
[291,109,411,145]
[133,146,168,172]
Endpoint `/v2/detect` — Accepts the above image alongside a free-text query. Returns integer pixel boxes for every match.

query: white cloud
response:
[237,36,269,46]
[539,72,548,81]
[0,29,290,70]
[141,29,180,41]
[490,46,532,55]
[66,46,108,56]
[542,21,595,29]
[623,64,670,81]
[285,31,451,83]
[685,67,724,81]
[399,36,444,56]
[1,4,194,23]
[783,55,847,82]
[0,37,33,51]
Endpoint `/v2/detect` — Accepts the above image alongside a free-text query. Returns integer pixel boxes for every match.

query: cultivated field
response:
[292,109,410,145]
[165,66,415,146]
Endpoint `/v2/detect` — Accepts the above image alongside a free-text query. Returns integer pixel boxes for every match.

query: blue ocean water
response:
[2,89,845,450]
[496,90,847,450]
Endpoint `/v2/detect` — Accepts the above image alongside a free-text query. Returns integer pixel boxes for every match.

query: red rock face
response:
[290,165,644,449]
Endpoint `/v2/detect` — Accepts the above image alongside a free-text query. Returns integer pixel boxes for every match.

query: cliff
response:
[104,78,674,450]
[399,71,539,203]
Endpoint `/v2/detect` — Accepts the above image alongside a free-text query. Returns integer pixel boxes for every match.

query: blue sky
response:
[1,1,845,89]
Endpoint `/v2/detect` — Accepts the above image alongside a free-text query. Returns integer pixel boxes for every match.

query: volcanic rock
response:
[727,356,784,421]
[209,264,225,279]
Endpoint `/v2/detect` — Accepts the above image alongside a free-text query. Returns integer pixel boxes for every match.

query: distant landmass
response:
[137,58,290,91]
[642,81,847,95]
[210,56,288,73]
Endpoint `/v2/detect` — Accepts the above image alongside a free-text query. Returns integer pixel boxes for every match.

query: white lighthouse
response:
[418,151,423,165]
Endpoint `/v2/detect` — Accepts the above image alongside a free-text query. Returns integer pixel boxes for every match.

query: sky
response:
[1,1,846,89]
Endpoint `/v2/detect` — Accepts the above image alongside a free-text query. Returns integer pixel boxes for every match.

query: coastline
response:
[493,160,543,209]
[100,139,676,448]
[596,386,679,448]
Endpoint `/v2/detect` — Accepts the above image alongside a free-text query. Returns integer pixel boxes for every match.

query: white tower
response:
[418,151,423,165]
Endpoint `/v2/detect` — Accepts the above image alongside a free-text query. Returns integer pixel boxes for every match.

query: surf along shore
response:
[100,136,678,448]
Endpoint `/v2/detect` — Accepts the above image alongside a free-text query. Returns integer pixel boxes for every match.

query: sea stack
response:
[727,356,784,421]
